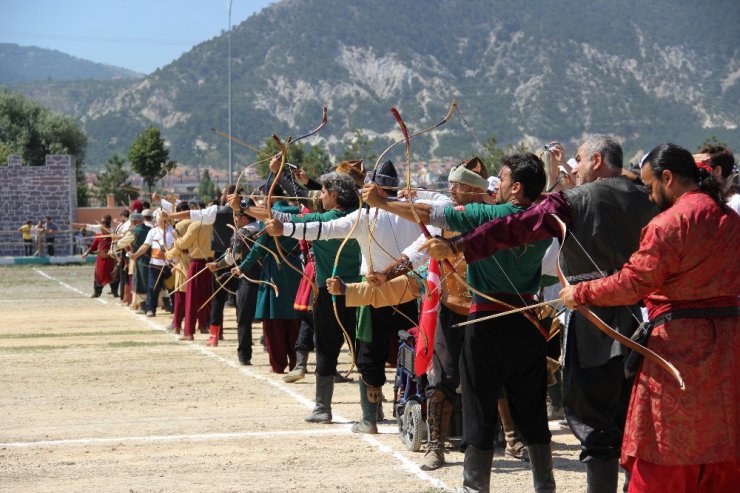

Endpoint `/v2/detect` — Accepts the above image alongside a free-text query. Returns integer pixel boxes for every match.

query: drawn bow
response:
[551,214,685,390]
[391,106,549,339]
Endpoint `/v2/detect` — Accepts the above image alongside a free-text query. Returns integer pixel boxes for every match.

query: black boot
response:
[351,380,379,434]
[586,457,618,493]
[528,443,556,493]
[305,375,334,424]
[462,445,493,492]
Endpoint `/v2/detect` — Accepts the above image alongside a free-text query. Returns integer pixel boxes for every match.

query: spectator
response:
[44,217,58,256]
[18,220,33,256]
[33,219,46,257]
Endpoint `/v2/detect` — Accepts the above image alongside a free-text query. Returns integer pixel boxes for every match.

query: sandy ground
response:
[0,264,624,492]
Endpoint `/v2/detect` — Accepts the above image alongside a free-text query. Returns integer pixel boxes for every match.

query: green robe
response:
[239,203,301,319]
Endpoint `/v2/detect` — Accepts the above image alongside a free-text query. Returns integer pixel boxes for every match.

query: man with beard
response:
[560,143,739,493]
[421,135,657,493]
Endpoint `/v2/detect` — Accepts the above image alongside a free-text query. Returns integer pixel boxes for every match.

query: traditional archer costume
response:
[279,160,449,434]
[87,232,115,298]
[453,176,658,492]
[271,197,362,423]
[238,201,303,374]
[572,191,739,492]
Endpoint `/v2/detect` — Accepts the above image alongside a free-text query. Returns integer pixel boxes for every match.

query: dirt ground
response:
[0,264,624,492]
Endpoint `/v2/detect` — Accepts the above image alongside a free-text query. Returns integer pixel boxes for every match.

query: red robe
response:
[574,191,739,467]
[89,235,115,286]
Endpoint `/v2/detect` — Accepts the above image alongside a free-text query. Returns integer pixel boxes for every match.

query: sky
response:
[1,0,276,74]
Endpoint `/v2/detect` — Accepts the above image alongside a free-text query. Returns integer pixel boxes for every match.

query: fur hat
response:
[335,160,365,187]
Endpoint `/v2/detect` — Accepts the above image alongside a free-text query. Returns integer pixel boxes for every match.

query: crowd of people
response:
[16,217,58,256]
[76,137,738,493]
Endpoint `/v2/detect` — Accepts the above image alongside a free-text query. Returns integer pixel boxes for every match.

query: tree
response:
[481,136,531,175]
[127,125,171,192]
[303,144,332,178]
[338,130,377,164]
[255,137,305,180]
[698,135,730,150]
[96,154,137,206]
[0,89,89,204]
[198,169,217,202]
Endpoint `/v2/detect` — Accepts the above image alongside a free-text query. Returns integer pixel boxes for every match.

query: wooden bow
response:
[391,106,549,339]
[551,214,685,390]
[329,189,363,377]
[270,134,319,299]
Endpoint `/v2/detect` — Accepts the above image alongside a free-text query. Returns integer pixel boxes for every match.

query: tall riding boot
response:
[351,379,379,434]
[283,350,308,383]
[205,324,220,347]
[498,397,529,462]
[527,443,556,493]
[421,390,446,470]
[462,445,493,493]
[305,374,334,424]
[586,457,619,493]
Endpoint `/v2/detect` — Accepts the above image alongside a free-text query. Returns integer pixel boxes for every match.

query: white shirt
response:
[189,204,219,225]
[144,226,175,266]
[284,193,453,274]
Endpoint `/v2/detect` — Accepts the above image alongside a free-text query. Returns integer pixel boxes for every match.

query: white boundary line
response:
[33,268,107,304]
[26,267,452,492]
[0,428,352,448]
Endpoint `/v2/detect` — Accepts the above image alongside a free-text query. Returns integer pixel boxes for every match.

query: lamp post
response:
[227,0,233,184]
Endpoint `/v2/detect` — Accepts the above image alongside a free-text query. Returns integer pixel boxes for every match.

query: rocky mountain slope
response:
[8,0,740,164]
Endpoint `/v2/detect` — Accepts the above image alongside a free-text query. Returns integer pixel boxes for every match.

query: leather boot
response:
[421,390,445,470]
[462,445,493,493]
[351,380,379,434]
[586,457,619,493]
[205,324,219,347]
[304,374,334,424]
[527,443,556,493]
[283,350,308,383]
[498,397,529,462]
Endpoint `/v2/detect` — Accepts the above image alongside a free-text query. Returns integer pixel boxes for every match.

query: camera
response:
[544,142,561,152]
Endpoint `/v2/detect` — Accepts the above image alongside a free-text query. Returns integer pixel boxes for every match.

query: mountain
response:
[7,0,740,166]
[0,43,143,83]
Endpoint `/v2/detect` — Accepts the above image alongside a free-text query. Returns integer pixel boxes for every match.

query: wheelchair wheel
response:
[400,400,426,452]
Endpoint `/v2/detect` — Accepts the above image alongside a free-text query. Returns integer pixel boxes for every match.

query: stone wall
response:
[0,155,76,256]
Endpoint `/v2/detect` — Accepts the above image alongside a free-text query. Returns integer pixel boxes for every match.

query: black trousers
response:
[209,260,231,326]
[461,310,551,450]
[236,277,258,362]
[313,287,356,377]
[295,313,315,352]
[426,304,466,402]
[356,299,417,387]
[117,258,129,298]
[46,238,55,256]
[563,326,632,462]
[23,239,33,256]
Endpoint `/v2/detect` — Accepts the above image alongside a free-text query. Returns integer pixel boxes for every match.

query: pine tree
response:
[96,154,137,206]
